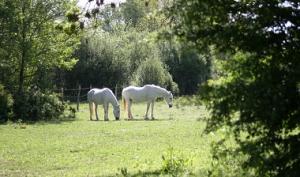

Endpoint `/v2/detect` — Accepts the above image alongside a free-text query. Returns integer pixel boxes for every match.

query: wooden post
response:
[90,84,92,90]
[77,85,81,111]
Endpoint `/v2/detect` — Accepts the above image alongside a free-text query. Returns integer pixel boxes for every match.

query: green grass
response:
[0,99,225,177]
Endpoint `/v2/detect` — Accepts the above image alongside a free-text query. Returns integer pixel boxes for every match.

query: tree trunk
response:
[17,1,28,95]
[18,49,26,95]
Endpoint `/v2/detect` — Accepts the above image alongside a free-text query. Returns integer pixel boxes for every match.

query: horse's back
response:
[122,85,157,92]
[88,88,113,104]
[143,84,161,91]
[122,85,161,102]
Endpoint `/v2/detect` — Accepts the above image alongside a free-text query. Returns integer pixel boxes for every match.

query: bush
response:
[0,84,14,123]
[161,147,193,176]
[207,139,255,177]
[133,58,179,93]
[13,87,75,122]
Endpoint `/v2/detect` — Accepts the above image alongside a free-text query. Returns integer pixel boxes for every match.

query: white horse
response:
[87,88,120,121]
[122,84,173,120]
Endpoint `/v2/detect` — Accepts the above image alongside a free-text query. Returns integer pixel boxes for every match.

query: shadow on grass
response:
[0,117,78,126]
[89,119,121,122]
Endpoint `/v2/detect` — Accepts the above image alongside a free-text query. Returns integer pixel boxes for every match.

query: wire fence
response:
[53,85,123,111]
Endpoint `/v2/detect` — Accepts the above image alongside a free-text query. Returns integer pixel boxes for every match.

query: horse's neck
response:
[154,87,168,98]
[108,94,119,108]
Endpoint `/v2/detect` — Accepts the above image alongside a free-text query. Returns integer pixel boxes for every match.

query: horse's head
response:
[113,105,120,120]
[164,91,173,108]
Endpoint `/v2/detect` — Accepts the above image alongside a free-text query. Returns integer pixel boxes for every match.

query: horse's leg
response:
[151,100,155,120]
[125,99,130,119]
[103,103,109,121]
[89,102,93,121]
[106,103,109,121]
[95,104,99,121]
[128,99,133,119]
[145,102,150,120]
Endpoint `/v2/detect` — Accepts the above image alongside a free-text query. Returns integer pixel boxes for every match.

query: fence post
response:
[77,85,81,111]
[61,87,64,103]
[90,84,92,90]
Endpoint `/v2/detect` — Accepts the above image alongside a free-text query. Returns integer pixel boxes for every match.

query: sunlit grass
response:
[0,99,227,176]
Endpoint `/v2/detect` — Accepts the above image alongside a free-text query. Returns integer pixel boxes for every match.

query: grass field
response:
[0,98,227,177]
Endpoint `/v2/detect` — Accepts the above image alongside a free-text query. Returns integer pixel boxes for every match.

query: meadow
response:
[0,98,229,177]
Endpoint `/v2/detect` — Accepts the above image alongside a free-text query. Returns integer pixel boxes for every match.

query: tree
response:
[64,32,131,89]
[0,0,80,121]
[0,0,79,94]
[169,0,300,176]
[160,40,212,95]
[121,0,146,28]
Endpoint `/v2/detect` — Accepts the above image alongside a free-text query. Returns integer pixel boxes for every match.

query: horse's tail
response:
[122,96,126,112]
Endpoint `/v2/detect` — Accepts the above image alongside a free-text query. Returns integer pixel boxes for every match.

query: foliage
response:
[160,40,212,95]
[0,0,80,93]
[161,147,193,176]
[64,32,131,89]
[61,0,208,96]
[0,84,14,123]
[64,27,181,93]
[169,0,300,176]
[133,57,179,93]
[208,139,254,177]
[121,0,146,28]
[0,0,80,121]
[62,0,176,95]
[13,87,75,122]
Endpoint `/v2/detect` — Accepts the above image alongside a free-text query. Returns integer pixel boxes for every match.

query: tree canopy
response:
[0,0,80,121]
[169,0,300,176]
[0,0,80,94]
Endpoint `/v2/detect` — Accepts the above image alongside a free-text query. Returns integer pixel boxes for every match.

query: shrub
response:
[133,58,179,93]
[161,147,193,176]
[0,84,14,123]
[208,139,255,177]
[13,87,75,121]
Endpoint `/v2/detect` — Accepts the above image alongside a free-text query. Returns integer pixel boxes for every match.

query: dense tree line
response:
[58,0,210,96]
[0,0,211,121]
